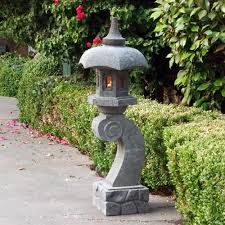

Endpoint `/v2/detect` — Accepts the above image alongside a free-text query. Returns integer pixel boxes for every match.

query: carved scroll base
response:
[91,111,149,215]
[93,181,150,216]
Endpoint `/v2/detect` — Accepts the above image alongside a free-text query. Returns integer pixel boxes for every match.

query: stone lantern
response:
[79,17,149,216]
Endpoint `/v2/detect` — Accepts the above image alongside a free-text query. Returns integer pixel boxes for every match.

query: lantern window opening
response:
[103,75,113,91]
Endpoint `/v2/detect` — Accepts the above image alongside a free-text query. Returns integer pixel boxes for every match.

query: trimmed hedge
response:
[164,120,225,225]
[17,56,224,190]
[0,54,27,97]
[126,101,222,189]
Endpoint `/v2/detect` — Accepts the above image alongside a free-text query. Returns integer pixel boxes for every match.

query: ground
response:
[0,96,181,225]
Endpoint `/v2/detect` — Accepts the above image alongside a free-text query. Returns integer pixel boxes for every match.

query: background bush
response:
[153,0,225,111]
[2,1,225,110]
[164,120,225,225]
[36,0,163,98]
[38,1,160,62]
[0,53,27,97]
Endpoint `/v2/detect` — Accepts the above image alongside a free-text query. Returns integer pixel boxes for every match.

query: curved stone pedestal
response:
[93,181,150,216]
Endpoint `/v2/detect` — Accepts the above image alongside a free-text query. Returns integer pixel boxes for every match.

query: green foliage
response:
[37,0,160,62]
[0,53,27,97]
[0,0,51,45]
[164,120,225,225]
[17,55,60,126]
[152,0,225,110]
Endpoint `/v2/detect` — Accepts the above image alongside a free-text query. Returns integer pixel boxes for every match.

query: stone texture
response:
[93,181,149,216]
[125,190,139,201]
[91,113,148,216]
[139,187,150,202]
[121,202,137,215]
[103,202,121,216]
[88,95,137,107]
[91,114,145,187]
[106,190,128,203]
[94,181,128,203]
[103,17,126,46]
[79,45,148,71]
[135,201,151,214]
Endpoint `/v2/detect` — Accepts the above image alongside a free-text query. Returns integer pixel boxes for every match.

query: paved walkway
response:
[0,96,181,225]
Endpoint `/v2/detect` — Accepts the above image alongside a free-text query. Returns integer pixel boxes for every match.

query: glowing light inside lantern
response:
[107,76,112,88]
[104,75,113,90]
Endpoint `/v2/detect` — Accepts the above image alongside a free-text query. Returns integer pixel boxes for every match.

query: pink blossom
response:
[86,42,92,48]
[93,37,102,45]
[11,129,19,134]
[6,119,17,128]
[0,136,7,141]
[76,12,86,21]
[59,139,69,145]
[53,0,59,6]
[76,5,84,14]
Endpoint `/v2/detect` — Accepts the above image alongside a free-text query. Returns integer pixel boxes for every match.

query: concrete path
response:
[0,96,182,225]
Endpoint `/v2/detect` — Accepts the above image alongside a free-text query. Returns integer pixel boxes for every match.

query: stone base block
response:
[93,181,150,216]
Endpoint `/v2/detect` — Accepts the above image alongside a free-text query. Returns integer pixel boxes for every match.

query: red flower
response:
[93,37,102,45]
[86,42,92,48]
[53,0,59,6]
[76,5,84,14]
[76,12,86,21]
[75,5,86,21]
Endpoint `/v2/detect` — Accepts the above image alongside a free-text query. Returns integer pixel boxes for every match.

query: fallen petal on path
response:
[0,136,7,141]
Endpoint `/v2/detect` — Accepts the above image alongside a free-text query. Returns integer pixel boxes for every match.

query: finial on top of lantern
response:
[103,17,125,46]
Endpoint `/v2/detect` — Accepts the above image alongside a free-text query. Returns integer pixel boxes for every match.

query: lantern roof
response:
[79,17,148,71]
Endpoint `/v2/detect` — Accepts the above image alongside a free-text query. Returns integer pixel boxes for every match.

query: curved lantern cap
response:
[79,17,148,71]
[79,46,148,70]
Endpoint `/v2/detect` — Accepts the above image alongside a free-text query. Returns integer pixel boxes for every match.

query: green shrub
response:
[17,55,60,126]
[152,0,225,110]
[16,54,115,175]
[0,54,27,97]
[164,120,225,225]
